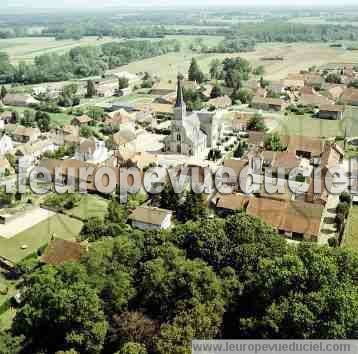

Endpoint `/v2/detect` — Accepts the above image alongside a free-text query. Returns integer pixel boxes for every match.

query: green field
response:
[0,214,83,264]
[344,206,358,250]
[273,107,358,139]
[0,36,117,63]
[64,195,109,221]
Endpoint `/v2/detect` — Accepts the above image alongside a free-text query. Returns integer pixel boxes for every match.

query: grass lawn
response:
[5,105,73,127]
[0,214,83,264]
[344,206,358,250]
[272,107,358,139]
[64,195,109,221]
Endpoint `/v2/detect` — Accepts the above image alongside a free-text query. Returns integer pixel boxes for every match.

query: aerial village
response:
[0,58,357,272]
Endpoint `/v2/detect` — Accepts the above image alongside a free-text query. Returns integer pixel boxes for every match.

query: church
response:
[164,77,223,157]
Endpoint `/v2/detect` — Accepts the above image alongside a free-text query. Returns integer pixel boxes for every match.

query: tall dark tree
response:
[0,85,7,100]
[180,190,206,222]
[210,84,223,98]
[118,77,129,90]
[86,79,96,98]
[159,183,181,211]
[188,58,205,84]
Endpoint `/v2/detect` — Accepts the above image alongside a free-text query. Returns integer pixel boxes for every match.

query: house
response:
[128,206,172,230]
[206,95,232,109]
[71,115,93,126]
[247,198,324,242]
[222,159,249,191]
[213,193,249,216]
[104,109,135,131]
[340,88,358,106]
[323,84,346,101]
[284,74,305,89]
[248,131,265,147]
[318,105,345,120]
[41,238,87,266]
[265,151,301,178]
[251,96,287,111]
[150,81,176,95]
[95,81,118,97]
[280,135,325,158]
[13,126,40,143]
[0,111,15,127]
[213,193,324,242]
[0,134,13,155]
[268,81,286,95]
[62,124,80,137]
[3,93,39,107]
[116,151,159,170]
[136,103,173,119]
[298,93,333,108]
[75,137,109,163]
[112,129,136,150]
[232,112,255,132]
[154,92,177,105]
[304,73,324,87]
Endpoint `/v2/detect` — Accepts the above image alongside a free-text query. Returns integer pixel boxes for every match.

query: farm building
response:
[318,105,345,120]
[129,206,172,231]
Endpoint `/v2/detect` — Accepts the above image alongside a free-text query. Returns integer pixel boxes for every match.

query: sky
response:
[1,0,358,10]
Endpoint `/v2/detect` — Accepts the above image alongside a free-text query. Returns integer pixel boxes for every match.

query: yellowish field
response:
[113,41,358,81]
[0,36,117,63]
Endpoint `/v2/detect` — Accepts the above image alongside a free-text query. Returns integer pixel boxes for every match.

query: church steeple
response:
[175,75,184,107]
[174,74,186,120]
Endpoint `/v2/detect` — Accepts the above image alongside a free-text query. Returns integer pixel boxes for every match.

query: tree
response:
[234,88,254,104]
[13,264,108,353]
[0,332,23,354]
[20,109,35,127]
[159,183,181,211]
[80,217,107,241]
[325,73,342,84]
[180,190,206,222]
[118,77,129,90]
[117,342,147,354]
[222,57,251,90]
[0,85,7,99]
[188,58,205,84]
[109,312,158,353]
[340,192,352,204]
[264,133,284,151]
[86,106,104,121]
[209,59,222,80]
[86,79,96,98]
[210,84,223,99]
[183,88,203,111]
[233,141,248,158]
[106,198,128,224]
[80,125,94,138]
[156,302,224,354]
[247,113,266,131]
[35,110,50,131]
[253,65,265,76]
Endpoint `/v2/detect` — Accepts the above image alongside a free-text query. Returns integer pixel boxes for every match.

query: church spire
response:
[174,74,186,120]
[175,74,184,108]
